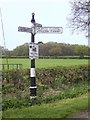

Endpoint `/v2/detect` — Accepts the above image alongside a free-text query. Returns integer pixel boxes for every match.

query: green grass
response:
[2,93,88,118]
[2,58,88,69]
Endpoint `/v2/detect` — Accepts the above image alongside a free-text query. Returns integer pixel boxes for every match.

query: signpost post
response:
[18,13,63,99]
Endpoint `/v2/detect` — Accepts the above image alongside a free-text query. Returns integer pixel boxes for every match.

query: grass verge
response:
[2,93,89,118]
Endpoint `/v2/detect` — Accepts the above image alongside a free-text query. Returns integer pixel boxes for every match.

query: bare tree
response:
[67,0,90,37]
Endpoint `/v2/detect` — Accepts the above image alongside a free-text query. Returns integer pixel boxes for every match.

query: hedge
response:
[2,65,89,88]
[2,56,90,59]
[2,65,89,110]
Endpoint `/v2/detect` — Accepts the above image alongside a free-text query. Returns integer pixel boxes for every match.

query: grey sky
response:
[0,0,88,50]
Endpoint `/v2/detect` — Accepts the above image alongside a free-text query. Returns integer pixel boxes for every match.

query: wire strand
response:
[0,8,8,66]
[0,8,6,49]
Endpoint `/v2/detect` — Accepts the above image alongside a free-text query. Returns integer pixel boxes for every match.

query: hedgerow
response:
[2,65,89,110]
[2,65,89,88]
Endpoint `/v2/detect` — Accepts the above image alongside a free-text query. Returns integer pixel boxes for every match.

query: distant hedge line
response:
[39,56,90,59]
[2,56,90,59]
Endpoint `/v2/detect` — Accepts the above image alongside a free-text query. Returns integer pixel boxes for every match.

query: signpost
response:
[29,43,38,59]
[18,13,63,99]
[18,26,32,33]
[35,27,63,34]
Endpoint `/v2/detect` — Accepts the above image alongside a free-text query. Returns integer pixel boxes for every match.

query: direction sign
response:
[29,43,38,59]
[34,23,42,27]
[35,27,63,34]
[18,26,32,33]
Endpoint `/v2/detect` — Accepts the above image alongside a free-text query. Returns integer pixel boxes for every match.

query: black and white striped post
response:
[18,13,63,99]
[30,13,37,99]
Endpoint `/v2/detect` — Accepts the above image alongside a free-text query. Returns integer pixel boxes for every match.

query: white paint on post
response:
[30,86,37,89]
[30,96,37,99]
[30,68,35,77]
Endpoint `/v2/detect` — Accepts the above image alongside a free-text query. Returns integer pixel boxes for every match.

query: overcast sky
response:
[0,0,88,50]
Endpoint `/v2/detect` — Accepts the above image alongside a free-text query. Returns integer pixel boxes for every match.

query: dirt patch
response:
[68,109,90,118]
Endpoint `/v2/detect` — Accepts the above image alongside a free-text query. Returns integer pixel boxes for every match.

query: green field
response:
[2,58,88,69]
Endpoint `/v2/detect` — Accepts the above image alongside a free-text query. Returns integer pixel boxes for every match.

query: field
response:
[2,58,88,69]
